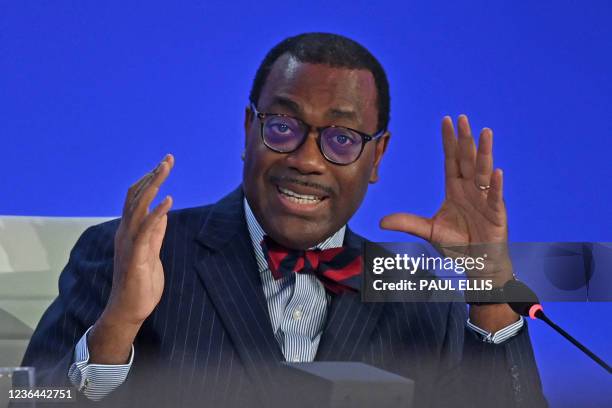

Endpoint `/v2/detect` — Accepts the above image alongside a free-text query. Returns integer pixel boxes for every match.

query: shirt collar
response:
[243,197,346,273]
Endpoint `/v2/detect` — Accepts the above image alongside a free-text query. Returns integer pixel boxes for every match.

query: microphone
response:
[503,280,611,374]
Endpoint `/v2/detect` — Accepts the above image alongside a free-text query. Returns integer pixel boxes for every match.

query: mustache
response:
[270,175,334,196]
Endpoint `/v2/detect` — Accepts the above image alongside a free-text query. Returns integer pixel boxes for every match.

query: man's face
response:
[243,54,389,249]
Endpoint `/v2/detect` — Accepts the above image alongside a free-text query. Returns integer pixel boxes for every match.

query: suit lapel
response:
[316,228,384,361]
[193,187,283,403]
[192,190,384,388]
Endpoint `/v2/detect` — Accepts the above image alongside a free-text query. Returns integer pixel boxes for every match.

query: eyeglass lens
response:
[262,115,364,164]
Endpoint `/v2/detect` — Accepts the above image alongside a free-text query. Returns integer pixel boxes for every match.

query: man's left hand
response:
[380,115,519,332]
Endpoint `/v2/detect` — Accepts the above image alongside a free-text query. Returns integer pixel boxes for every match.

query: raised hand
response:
[380,115,506,248]
[380,116,518,330]
[89,154,174,364]
[380,114,514,285]
[107,153,175,324]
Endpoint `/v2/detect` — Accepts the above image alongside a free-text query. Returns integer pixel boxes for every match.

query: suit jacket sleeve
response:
[20,220,118,390]
[434,301,548,408]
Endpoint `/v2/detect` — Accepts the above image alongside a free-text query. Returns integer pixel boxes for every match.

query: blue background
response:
[2,1,611,406]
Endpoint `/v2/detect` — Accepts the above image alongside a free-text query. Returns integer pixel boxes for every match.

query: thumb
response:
[379,213,432,241]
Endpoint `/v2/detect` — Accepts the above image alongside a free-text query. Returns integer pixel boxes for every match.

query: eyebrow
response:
[268,96,302,115]
[268,96,358,122]
[328,107,357,121]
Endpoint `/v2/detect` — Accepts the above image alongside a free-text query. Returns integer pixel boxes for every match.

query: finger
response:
[123,154,171,217]
[129,155,174,232]
[123,172,155,216]
[131,154,175,208]
[149,213,168,253]
[442,116,460,179]
[487,169,504,212]
[457,115,476,179]
[380,213,432,241]
[475,128,493,190]
[129,154,175,231]
[135,195,173,245]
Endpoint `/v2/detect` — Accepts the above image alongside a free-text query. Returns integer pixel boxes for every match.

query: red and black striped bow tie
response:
[261,236,362,294]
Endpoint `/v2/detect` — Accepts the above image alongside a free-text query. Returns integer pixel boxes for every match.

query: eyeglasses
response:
[250,104,385,165]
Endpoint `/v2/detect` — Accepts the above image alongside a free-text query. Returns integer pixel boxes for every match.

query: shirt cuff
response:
[67,326,134,401]
[466,316,524,344]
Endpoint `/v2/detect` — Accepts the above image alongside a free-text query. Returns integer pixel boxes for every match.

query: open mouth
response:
[277,185,324,204]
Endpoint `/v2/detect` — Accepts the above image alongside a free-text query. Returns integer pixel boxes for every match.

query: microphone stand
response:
[533,309,612,374]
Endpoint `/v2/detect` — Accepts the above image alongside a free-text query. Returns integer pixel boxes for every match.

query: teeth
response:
[278,186,322,203]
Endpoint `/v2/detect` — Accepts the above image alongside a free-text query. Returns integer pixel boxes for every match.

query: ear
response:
[369,131,391,184]
[244,105,254,148]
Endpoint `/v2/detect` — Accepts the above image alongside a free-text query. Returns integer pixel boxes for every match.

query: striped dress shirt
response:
[244,199,343,363]
[68,198,523,401]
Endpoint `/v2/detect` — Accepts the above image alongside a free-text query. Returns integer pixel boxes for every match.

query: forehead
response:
[258,54,378,130]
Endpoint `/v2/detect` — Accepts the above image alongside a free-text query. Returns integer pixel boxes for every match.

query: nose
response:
[285,130,327,175]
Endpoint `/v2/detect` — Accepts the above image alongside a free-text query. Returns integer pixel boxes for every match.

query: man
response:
[22,33,547,407]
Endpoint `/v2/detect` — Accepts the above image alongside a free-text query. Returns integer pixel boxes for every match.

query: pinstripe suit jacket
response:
[21,187,547,408]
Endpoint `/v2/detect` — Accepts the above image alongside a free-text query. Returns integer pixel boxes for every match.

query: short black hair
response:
[249,32,390,131]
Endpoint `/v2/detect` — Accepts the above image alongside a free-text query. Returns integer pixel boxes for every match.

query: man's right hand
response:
[88,154,174,365]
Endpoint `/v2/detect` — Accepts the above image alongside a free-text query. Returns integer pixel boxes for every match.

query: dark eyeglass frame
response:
[250,103,386,165]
